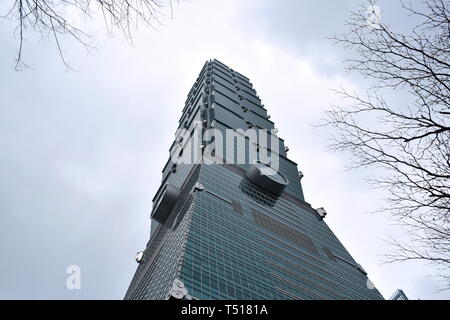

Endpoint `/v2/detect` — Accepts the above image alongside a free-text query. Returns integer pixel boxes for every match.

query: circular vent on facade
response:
[246,162,289,196]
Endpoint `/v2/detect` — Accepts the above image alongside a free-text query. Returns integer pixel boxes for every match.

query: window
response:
[232,200,243,214]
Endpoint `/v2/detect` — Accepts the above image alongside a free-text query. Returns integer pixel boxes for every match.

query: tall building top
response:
[390,289,409,300]
[125,59,384,300]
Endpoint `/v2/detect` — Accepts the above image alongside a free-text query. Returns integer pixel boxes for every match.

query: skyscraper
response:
[390,289,408,300]
[124,59,384,300]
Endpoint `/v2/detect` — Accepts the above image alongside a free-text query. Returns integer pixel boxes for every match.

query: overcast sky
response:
[0,0,448,299]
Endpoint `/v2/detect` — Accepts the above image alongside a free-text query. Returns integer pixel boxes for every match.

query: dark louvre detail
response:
[322,246,336,261]
[232,200,243,214]
[252,208,318,254]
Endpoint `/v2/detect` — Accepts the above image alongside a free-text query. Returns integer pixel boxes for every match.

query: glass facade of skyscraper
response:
[124,59,384,300]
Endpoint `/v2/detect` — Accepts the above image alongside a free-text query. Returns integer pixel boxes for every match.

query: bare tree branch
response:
[1,0,177,70]
[323,0,450,290]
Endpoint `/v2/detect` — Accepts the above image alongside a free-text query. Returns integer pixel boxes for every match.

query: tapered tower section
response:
[125,59,384,300]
